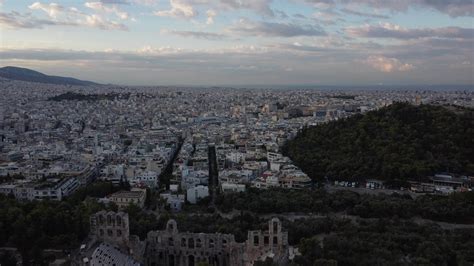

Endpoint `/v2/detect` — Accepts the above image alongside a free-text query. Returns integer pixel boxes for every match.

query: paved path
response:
[189,209,474,230]
[325,185,424,198]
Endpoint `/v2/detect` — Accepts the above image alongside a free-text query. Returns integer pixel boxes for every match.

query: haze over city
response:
[1,0,473,86]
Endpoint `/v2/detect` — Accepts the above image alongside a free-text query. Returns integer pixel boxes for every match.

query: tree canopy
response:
[283,102,474,181]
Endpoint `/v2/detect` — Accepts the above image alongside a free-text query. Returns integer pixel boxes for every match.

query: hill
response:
[0,66,99,86]
[282,102,474,181]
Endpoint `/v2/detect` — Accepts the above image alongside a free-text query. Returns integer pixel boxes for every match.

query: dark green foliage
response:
[0,182,127,264]
[67,181,119,204]
[283,102,474,181]
[0,251,18,266]
[296,218,474,266]
[122,204,160,240]
[0,194,105,264]
[215,188,474,223]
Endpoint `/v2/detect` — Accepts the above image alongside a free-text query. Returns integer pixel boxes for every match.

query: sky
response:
[0,0,473,86]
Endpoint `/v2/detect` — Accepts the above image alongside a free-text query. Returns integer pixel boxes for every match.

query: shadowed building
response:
[90,211,130,247]
[244,218,290,265]
[146,220,244,266]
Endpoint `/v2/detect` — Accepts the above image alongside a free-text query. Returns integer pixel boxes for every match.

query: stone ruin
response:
[86,211,293,266]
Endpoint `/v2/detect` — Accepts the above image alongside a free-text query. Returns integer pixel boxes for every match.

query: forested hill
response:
[282,102,474,181]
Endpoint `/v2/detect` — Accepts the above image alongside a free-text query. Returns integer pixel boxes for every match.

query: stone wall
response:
[146,220,245,266]
[90,210,130,247]
[244,218,290,265]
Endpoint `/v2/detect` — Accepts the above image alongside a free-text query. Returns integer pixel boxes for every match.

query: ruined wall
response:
[244,218,290,265]
[146,220,245,266]
[90,210,130,247]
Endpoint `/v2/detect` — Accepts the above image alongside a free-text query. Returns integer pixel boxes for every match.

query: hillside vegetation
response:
[282,102,474,181]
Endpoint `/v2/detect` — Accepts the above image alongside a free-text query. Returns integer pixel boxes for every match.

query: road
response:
[325,184,425,198]
[188,209,474,230]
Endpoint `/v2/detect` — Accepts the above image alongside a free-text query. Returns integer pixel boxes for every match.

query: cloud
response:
[1,42,472,85]
[340,7,389,19]
[99,0,131,4]
[347,23,474,40]
[365,55,414,72]
[302,0,473,17]
[84,14,128,30]
[162,29,226,40]
[229,19,326,37]
[0,11,78,29]
[312,9,343,25]
[28,2,65,18]
[85,2,130,20]
[206,9,216,24]
[154,0,196,18]
[218,0,274,16]
[97,0,158,5]
[1,7,128,31]
[154,0,274,19]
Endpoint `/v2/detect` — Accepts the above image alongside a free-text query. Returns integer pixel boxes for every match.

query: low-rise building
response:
[109,188,146,209]
[160,192,185,212]
[129,170,159,188]
[186,185,209,204]
[221,182,246,193]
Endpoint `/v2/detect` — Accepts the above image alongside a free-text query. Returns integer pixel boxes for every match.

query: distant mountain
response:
[0,66,99,86]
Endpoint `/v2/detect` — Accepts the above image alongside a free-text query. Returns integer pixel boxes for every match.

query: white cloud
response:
[162,29,226,39]
[154,0,196,18]
[347,23,474,40]
[84,14,128,30]
[3,3,128,31]
[206,9,216,24]
[85,1,130,20]
[228,19,326,37]
[302,0,473,17]
[365,55,414,72]
[28,2,65,18]
[153,0,274,20]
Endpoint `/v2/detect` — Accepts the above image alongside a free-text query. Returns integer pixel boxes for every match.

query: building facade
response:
[90,211,131,247]
[146,220,245,266]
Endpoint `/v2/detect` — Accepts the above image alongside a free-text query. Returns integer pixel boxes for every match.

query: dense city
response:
[0,77,473,265]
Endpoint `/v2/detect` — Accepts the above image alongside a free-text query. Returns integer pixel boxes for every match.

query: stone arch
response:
[188,255,195,266]
[253,235,259,246]
[270,217,281,234]
[166,219,178,233]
